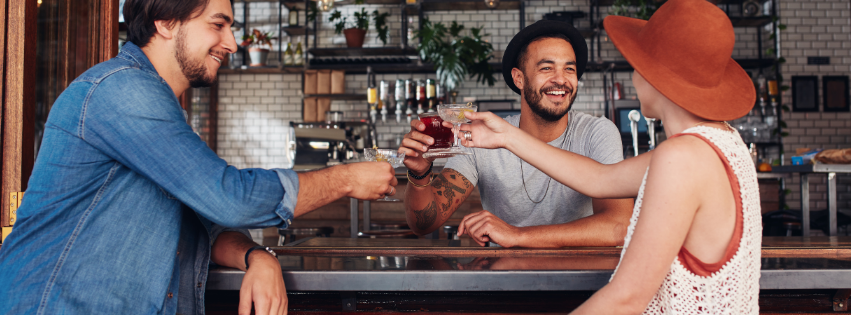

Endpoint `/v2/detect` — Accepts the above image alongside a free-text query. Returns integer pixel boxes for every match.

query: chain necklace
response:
[520,118,572,204]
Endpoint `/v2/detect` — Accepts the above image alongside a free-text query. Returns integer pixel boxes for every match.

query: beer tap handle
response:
[646,117,656,151]
[628,110,641,157]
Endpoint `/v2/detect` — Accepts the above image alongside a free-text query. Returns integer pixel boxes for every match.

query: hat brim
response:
[604,15,755,121]
[502,20,589,95]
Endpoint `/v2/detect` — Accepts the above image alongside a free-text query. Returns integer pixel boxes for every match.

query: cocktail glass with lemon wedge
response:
[429,103,477,158]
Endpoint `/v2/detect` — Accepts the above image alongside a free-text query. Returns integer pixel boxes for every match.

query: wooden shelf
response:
[729,16,773,27]
[218,66,305,74]
[282,0,307,10]
[281,26,311,36]
[404,0,521,13]
[308,47,418,57]
[305,93,368,100]
[308,61,502,74]
[585,58,777,73]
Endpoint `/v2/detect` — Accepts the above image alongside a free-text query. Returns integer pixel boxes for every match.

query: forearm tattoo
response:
[431,171,469,214]
[413,201,439,231]
[413,169,472,229]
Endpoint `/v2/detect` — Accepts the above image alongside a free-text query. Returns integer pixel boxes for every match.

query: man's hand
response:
[239,251,287,315]
[399,119,437,175]
[343,162,398,200]
[457,210,523,248]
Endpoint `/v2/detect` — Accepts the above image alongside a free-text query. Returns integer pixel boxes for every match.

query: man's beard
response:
[522,73,576,122]
[175,28,216,88]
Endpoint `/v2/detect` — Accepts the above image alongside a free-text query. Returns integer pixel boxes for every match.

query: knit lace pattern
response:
[611,125,762,314]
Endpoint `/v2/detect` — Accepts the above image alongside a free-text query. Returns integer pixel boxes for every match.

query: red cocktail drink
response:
[418,112,453,149]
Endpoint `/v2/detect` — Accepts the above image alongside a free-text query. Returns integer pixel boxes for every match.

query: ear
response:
[153,20,178,40]
[511,67,525,92]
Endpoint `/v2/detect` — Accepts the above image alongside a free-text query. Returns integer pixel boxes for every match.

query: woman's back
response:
[613,124,762,314]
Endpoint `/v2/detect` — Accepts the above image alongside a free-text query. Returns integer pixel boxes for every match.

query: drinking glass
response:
[363,148,405,201]
[434,103,477,157]
[418,112,455,158]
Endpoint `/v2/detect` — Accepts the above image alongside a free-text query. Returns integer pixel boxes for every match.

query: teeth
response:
[211,55,222,63]
[546,91,565,95]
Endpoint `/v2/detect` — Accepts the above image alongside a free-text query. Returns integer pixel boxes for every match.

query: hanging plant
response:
[416,19,496,92]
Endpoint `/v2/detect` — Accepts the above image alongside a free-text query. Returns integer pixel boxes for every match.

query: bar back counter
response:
[206,237,851,314]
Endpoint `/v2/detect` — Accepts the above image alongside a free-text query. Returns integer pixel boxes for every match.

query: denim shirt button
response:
[287,219,292,225]
[167,292,173,299]
[197,282,203,288]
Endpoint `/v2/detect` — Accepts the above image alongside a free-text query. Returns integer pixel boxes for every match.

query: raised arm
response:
[459,111,650,199]
[399,119,475,235]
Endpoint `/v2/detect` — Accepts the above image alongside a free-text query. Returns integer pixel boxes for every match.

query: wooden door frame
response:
[1,0,118,226]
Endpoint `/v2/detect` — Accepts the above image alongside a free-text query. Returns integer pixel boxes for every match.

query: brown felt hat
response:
[603,0,755,121]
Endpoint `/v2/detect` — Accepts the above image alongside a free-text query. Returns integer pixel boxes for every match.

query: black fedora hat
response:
[502,20,588,95]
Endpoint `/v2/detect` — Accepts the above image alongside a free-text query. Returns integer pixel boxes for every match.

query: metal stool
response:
[278,227,334,245]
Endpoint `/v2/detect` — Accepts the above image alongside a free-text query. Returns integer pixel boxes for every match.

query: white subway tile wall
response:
[219,0,850,218]
[777,0,851,219]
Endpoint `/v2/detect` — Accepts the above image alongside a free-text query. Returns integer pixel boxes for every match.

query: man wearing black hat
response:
[399,20,632,248]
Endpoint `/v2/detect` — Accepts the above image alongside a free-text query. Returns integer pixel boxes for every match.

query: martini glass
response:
[433,103,477,157]
[363,148,405,201]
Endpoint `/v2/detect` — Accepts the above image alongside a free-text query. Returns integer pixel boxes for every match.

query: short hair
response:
[123,0,211,47]
[515,33,572,72]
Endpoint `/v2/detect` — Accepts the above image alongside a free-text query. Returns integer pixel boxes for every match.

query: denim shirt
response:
[0,42,298,315]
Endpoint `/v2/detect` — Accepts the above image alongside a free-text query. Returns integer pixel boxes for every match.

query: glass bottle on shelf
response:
[283,39,294,66]
[394,79,405,123]
[416,79,426,114]
[426,79,436,112]
[293,39,304,66]
[379,80,389,122]
[288,8,299,27]
[406,17,416,47]
[404,78,415,122]
[366,67,378,122]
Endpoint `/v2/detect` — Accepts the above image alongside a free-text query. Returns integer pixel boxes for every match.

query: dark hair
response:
[515,33,571,72]
[123,0,211,47]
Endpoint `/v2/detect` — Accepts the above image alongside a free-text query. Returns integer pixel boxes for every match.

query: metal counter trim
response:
[206,268,851,291]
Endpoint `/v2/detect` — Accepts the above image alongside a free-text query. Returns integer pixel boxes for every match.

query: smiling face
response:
[173,0,237,87]
[512,37,578,122]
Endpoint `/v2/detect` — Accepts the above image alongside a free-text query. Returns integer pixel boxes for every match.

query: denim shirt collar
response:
[119,42,169,86]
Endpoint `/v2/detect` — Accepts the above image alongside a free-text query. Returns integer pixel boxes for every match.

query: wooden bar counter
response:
[206,237,851,314]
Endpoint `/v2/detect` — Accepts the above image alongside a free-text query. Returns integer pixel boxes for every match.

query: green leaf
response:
[781,85,790,91]
[777,57,786,63]
[782,105,790,112]
[781,132,789,137]
[778,24,787,30]
[779,121,787,128]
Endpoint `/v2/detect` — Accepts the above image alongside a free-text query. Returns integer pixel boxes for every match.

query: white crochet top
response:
[611,125,762,314]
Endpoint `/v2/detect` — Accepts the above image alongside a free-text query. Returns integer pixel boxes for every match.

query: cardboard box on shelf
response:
[331,70,345,94]
[304,70,318,95]
[317,98,331,122]
[316,70,331,94]
[303,97,318,122]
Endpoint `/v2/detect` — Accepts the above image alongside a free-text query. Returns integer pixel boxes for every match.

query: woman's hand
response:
[454,111,515,150]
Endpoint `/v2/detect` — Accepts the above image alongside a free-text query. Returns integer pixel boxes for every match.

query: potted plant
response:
[328,7,390,48]
[240,29,275,66]
[416,19,497,97]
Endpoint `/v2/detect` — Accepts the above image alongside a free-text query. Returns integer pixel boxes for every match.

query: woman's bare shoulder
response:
[649,135,722,172]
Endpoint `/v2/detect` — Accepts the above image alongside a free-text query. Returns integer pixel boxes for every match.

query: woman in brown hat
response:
[457,0,761,313]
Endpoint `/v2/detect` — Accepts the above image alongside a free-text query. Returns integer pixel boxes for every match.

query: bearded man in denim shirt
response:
[0,0,398,314]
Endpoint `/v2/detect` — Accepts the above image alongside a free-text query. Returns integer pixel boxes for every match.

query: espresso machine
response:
[291,121,375,169]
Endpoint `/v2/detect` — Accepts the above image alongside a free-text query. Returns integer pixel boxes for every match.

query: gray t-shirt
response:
[444,111,623,227]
